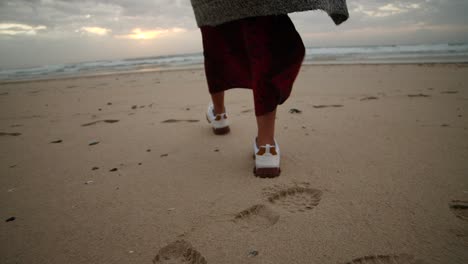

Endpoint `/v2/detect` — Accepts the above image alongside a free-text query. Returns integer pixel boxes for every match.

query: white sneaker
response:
[253,138,281,178]
[206,102,230,135]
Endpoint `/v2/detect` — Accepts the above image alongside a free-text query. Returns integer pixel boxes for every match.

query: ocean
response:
[1,43,467,82]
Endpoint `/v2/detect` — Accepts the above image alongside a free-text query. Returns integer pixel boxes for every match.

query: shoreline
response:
[2,42,468,84]
[1,61,467,85]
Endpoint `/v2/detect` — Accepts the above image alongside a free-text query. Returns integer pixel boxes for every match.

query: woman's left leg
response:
[210,91,225,115]
[201,19,252,135]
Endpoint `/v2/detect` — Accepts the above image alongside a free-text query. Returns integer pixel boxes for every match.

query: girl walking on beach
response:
[190,1,349,178]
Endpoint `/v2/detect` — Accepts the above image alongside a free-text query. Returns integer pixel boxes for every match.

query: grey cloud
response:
[0,0,196,34]
[1,0,467,68]
[1,0,467,35]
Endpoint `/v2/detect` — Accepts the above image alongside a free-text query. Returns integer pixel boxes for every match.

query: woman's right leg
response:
[246,15,304,177]
[254,107,281,178]
[256,109,276,146]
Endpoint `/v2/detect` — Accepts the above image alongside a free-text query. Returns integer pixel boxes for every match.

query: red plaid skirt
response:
[201,14,305,116]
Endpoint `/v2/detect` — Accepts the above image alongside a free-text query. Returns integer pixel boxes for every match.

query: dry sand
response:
[0,64,467,264]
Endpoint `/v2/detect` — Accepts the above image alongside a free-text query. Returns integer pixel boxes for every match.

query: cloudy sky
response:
[0,0,467,68]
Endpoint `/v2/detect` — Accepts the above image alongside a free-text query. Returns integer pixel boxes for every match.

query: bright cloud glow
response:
[80,27,111,36]
[0,23,46,35]
[354,2,421,17]
[116,27,186,40]
[379,4,401,12]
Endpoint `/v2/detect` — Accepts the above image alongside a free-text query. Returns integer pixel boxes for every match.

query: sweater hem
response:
[192,0,349,27]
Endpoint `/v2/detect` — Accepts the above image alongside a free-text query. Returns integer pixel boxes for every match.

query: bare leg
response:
[210,91,225,115]
[208,91,230,135]
[256,109,276,146]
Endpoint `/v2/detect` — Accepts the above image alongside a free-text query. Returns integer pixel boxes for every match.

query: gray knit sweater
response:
[190,0,349,27]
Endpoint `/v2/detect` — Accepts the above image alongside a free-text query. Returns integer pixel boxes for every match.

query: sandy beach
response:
[1,64,467,264]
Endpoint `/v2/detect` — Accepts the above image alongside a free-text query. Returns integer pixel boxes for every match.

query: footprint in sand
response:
[360,96,379,101]
[313,104,343,109]
[162,119,200,123]
[263,184,322,213]
[233,204,280,230]
[153,240,207,264]
[449,200,468,221]
[81,119,120,127]
[89,141,99,146]
[441,90,459,94]
[407,93,430,98]
[232,183,322,230]
[289,108,302,114]
[0,132,21,136]
[343,254,424,264]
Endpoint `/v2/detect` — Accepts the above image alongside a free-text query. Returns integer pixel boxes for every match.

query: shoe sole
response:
[213,126,230,135]
[253,154,281,178]
[206,115,230,135]
[254,167,281,178]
